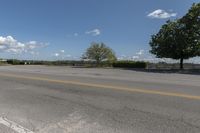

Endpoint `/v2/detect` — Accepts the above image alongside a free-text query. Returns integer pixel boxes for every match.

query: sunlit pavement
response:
[0,65,200,133]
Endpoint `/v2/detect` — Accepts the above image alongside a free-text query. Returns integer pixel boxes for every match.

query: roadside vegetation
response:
[113,61,147,68]
[82,42,117,66]
[3,59,200,70]
[3,59,147,69]
[150,3,200,69]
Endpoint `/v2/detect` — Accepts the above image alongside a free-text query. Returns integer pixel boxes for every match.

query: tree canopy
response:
[150,3,200,69]
[83,42,116,65]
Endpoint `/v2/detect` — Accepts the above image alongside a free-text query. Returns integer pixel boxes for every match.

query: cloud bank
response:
[0,36,47,54]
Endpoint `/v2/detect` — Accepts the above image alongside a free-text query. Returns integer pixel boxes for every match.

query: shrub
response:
[7,59,21,65]
[112,61,147,68]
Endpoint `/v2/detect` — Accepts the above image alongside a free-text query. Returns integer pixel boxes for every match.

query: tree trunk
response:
[180,58,184,70]
[96,59,100,67]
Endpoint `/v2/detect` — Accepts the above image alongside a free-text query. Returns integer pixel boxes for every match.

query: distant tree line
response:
[5,59,147,69]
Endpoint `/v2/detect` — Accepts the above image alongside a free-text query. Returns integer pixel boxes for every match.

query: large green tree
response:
[83,42,116,65]
[150,3,200,69]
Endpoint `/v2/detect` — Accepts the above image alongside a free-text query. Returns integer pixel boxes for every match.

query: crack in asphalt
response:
[0,116,34,133]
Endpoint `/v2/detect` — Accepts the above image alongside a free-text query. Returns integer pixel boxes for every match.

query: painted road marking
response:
[0,117,34,133]
[0,73,200,100]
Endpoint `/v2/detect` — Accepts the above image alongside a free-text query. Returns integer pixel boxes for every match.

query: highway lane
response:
[0,65,200,133]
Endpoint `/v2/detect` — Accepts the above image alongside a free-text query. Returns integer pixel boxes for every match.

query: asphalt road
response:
[0,65,200,133]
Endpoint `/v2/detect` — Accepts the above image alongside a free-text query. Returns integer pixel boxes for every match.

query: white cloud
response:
[60,50,65,53]
[117,55,127,60]
[53,50,73,59]
[136,50,144,55]
[28,41,37,45]
[54,53,60,57]
[0,36,47,54]
[86,29,101,36]
[0,45,6,49]
[132,56,139,60]
[147,9,177,19]
[117,50,145,61]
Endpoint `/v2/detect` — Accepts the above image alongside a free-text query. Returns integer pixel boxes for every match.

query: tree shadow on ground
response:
[120,68,200,76]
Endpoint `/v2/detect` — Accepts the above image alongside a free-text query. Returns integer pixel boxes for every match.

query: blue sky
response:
[0,0,199,61]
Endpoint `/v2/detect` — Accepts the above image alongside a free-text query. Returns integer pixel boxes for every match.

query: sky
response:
[0,0,199,62]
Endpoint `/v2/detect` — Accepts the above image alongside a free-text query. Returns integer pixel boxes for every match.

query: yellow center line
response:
[0,73,200,100]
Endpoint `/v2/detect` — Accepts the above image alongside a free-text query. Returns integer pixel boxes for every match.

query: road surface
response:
[0,65,200,133]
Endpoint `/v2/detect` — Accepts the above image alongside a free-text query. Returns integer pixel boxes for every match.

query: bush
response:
[7,59,21,65]
[112,61,147,68]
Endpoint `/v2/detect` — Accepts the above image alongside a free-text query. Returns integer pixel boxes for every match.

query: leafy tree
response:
[83,42,116,65]
[150,3,200,69]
